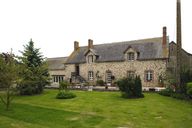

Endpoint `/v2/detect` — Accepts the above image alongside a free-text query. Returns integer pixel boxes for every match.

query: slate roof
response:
[66,37,169,64]
[47,57,68,70]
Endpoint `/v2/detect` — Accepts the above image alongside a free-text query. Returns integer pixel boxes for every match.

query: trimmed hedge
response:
[56,91,76,99]
[158,88,174,97]
[56,81,76,99]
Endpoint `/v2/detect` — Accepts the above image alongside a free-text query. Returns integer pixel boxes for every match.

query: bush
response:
[96,80,105,86]
[59,81,70,91]
[17,80,44,95]
[56,81,76,99]
[56,91,76,99]
[171,93,186,100]
[186,82,192,98]
[159,87,189,100]
[159,87,174,97]
[117,76,144,98]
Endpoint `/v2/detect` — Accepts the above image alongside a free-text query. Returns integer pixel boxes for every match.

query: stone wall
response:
[65,59,167,87]
[168,42,192,72]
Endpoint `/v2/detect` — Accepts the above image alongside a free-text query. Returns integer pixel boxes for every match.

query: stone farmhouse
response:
[47,27,192,88]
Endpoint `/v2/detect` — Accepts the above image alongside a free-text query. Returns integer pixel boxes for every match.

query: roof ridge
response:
[97,37,163,46]
[79,37,163,48]
[47,57,68,60]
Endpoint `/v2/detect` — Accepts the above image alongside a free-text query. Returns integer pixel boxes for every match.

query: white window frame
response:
[128,52,135,61]
[88,71,94,81]
[145,70,153,82]
[52,75,64,83]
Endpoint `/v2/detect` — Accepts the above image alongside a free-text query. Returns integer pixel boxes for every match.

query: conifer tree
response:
[18,39,50,95]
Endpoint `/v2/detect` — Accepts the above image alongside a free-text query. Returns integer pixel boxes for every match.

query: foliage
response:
[0,53,19,110]
[186,82,192,98]
[179,68,192,93]
[171,93,186,100]
[96,80,105,86]
[166,67,192,95]
[159,87,174,97]
[17,39,50,95]
[163,70,177,89]
[56,91,76,99]
[117,76,144,98]
[56,81,76,99]
[59,81,70,91]
[159,87,190,100]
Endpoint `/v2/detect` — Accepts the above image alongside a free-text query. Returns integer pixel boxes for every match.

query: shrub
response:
[59,81,70,91]
[56,81,76,99]
[56,91,76,99]
[186,82,192,98]
[117,76,144,98]
[96,80,105,86]
[17,81,44,95]
[171,93,186,100]
[159,87,174,97]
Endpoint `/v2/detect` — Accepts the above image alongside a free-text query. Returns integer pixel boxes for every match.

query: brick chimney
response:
[162,26,168,58]
[176,0,182,87]
[88,39,93,49]
[74,41,79,51]
[162,26,167,46]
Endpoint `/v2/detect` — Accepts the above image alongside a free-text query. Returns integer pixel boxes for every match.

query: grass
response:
[0,89,192,128]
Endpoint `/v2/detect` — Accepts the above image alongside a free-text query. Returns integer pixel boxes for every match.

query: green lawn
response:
[0,90,192,128]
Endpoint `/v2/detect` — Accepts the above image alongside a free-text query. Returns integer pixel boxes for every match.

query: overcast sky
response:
[0,0,191,58]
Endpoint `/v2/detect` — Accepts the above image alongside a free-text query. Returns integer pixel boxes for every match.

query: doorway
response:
[75,64,80,76]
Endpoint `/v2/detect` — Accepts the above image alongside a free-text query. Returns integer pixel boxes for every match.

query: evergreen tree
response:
[18,39,50,95]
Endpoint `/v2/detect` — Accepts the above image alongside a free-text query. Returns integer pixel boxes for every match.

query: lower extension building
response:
[47,27,192,88]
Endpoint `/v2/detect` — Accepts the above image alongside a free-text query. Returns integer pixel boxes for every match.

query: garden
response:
[1,90,192,128]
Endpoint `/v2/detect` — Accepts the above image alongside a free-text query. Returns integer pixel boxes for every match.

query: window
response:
[88,55,94,63]
[52,75,64,83]
[127,71,135,78]
[88,71,94,81]
[128,52,135,61]
[145,70,153,82]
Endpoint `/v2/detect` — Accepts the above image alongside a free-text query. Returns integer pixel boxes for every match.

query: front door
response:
[75,65,80,76]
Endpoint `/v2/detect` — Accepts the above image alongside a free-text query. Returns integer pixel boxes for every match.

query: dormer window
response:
[88,55,94,63]
[128,52,135,61]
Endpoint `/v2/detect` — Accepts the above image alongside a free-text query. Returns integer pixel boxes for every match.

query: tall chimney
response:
[74,41,79,51]
[162,27,167,57]
[176,0,182,88]
[88,39,93,49]
[162,27,167,46]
